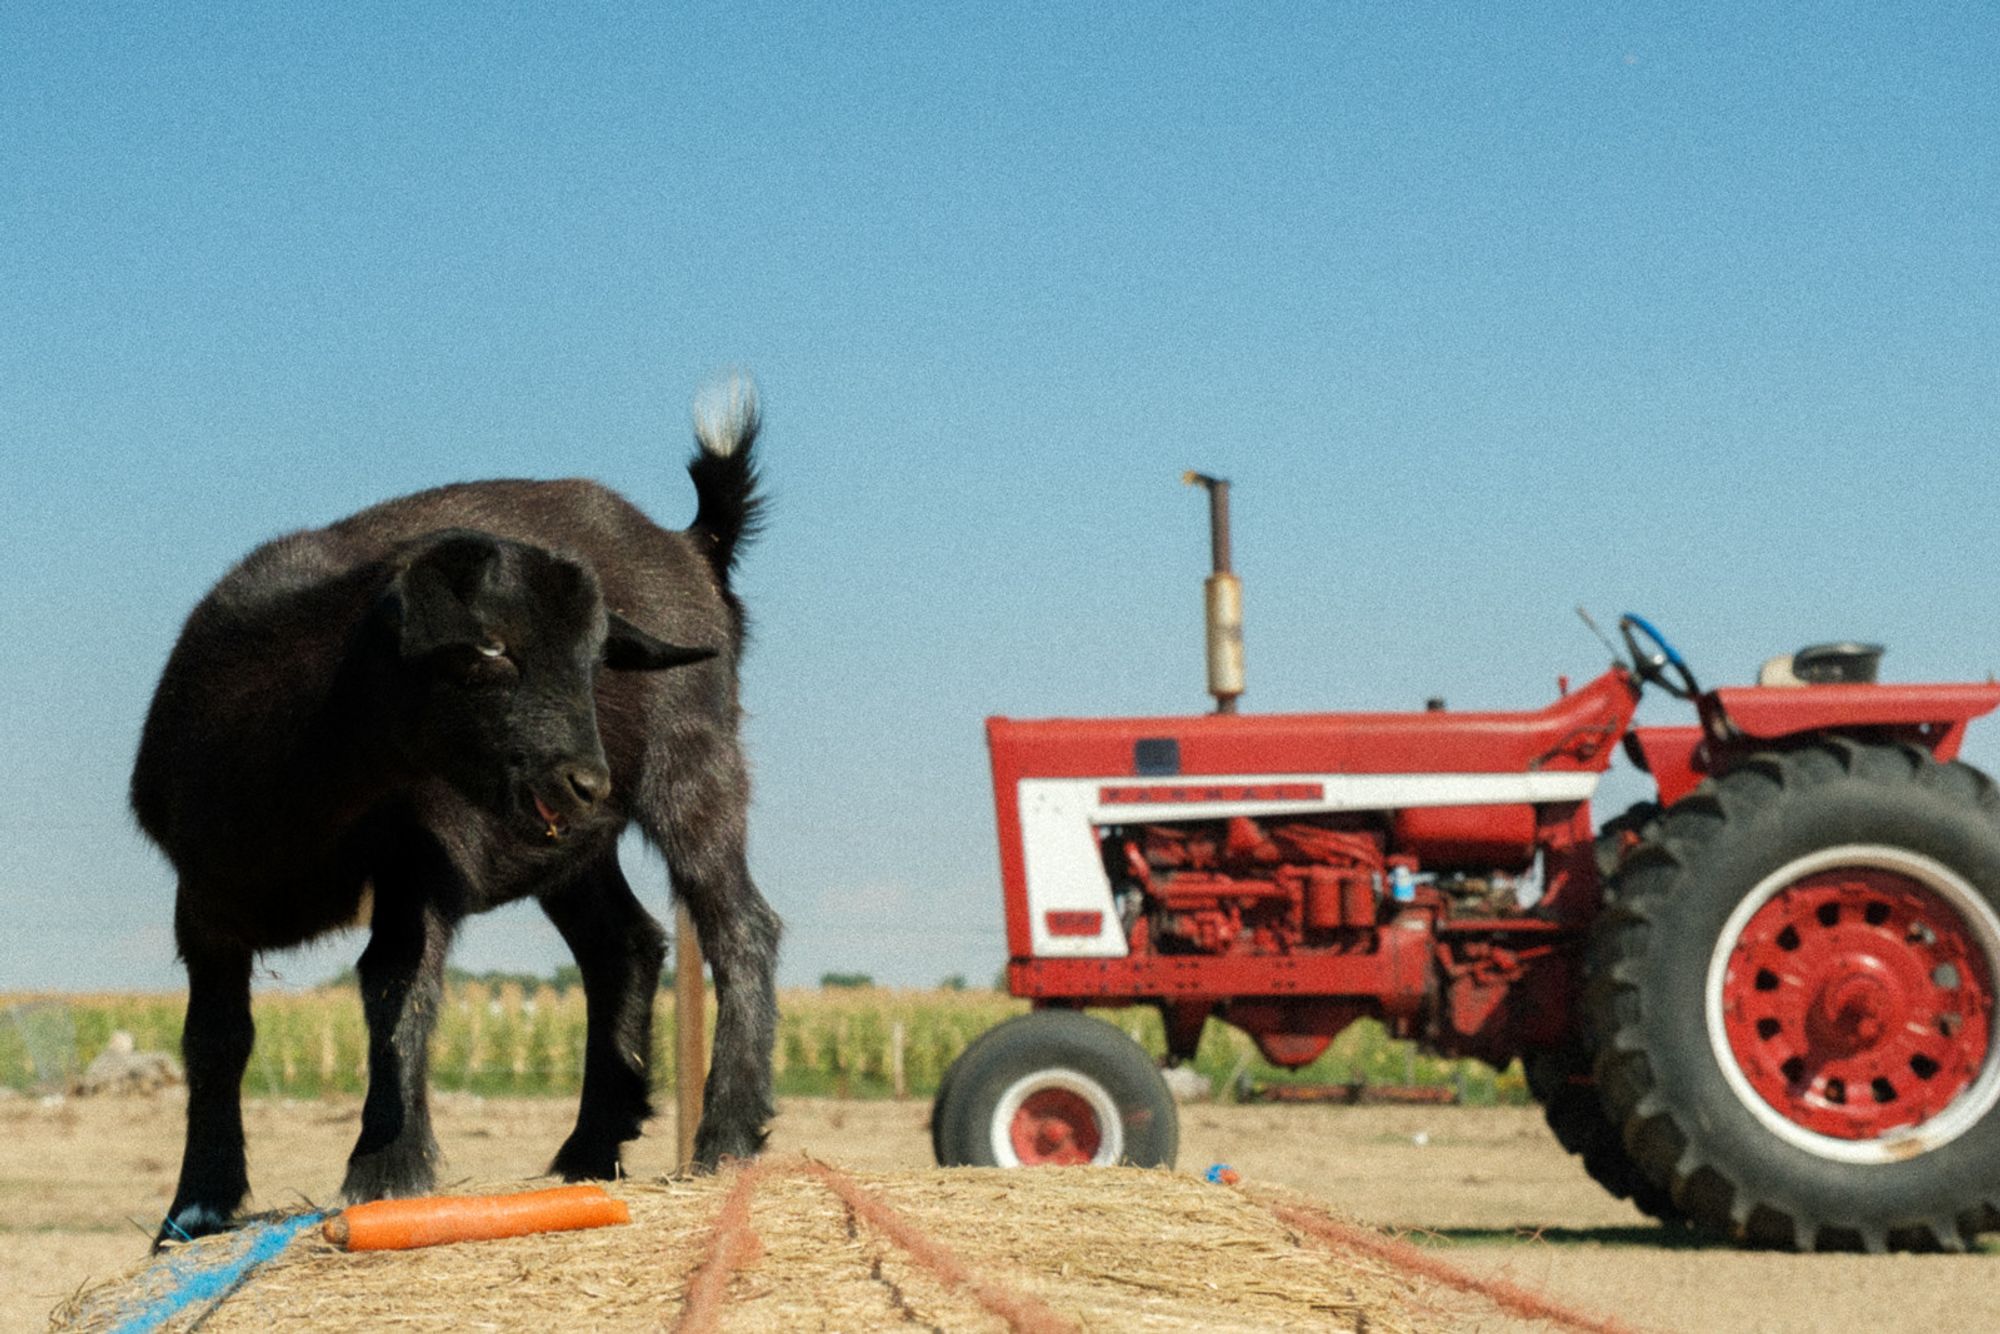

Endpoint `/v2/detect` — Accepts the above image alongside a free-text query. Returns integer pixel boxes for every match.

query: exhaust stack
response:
[1184,472,1244,714]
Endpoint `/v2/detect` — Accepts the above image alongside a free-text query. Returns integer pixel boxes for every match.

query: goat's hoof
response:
[549,1138,622,1183]
[153,1203,238,1251]
[340,1143,438,1205]
[693,1121,771,1171]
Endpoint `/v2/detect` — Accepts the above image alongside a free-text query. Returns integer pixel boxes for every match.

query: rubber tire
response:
[928,1031,968,1165]
[1594,801,1662,888]
[931,1010,1179,1169]
[1522,803,1685,1225]
[1586,739,2000,1252]
[1527,1044,1684,1225]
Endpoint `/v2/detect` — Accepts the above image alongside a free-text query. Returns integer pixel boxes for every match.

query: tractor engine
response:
[1106,812,1546,959]
[1107,816,1386,956]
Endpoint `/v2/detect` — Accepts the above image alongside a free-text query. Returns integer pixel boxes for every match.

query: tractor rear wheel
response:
[1593,800,1661,889]
[1523,801,1685,1226]
[1526,1045,1683,1224]
[1587,739,2000,1251]
[931,1010,1179,1169]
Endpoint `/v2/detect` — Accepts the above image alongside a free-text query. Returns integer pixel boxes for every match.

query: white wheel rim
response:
[1703,844,2000,1165]
[990,1067,1125,1167]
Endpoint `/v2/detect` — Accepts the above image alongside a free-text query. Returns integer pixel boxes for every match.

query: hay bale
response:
[54,1164,1570,1332]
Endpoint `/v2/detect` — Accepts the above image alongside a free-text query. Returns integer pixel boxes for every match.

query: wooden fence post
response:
[675,902,707,1172]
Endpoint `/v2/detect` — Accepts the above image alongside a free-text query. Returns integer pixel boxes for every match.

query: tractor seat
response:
[1757,642,1885,688]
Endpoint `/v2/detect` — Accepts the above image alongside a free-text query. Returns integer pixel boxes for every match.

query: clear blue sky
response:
[4,5,1997,992]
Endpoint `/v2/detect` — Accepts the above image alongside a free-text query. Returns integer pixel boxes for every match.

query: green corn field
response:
[0,986,1529,1105]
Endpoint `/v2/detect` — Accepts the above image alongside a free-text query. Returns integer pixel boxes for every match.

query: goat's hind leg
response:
[679,861,781,1167]
[342,889,455,1202]
[158,929,254,1248]
[642,750,781,1168]
[542,854,666,1180]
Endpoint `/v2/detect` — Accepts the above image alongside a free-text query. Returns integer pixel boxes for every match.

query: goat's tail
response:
[687,372,764,583]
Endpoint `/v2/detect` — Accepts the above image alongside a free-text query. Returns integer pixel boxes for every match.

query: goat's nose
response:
[563,764,611,808]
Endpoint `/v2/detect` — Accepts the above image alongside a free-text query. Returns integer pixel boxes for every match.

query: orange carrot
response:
[323,1184,630,1251]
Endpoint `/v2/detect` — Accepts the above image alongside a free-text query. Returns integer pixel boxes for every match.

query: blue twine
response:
[110,1212,326,1334]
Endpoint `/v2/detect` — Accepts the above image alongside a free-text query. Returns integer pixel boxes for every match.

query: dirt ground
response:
[7,1091,1994,1332]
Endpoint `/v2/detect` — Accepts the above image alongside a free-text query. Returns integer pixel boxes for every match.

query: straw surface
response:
[57,1163,1590,1332]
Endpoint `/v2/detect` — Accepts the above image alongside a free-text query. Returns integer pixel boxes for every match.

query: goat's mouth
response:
[530,793,569,842]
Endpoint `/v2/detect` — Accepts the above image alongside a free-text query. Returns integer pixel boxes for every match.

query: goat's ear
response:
[604,612,718,672]
[386,533,502,658]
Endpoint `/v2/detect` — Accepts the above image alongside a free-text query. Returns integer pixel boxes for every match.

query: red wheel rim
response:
[1720,866,1995,1141]
[1007,1087,1104,1165]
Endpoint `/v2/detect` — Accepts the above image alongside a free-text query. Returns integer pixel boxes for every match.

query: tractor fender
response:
[1630,683,2000,809]
[1709,682,2000,761]
[1626,726,1707,806]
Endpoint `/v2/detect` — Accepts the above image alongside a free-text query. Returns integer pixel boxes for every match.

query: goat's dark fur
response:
[133,388,780,1246]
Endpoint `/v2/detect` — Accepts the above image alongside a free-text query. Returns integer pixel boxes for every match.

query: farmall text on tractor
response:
[931,472,2000,1253]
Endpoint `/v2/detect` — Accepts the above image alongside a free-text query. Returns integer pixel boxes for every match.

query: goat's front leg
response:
[342,888,455,1202]
[158,931,254,1248]
[541,854,666,1180]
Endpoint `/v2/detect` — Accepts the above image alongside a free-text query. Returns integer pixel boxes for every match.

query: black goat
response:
[131,383,780,1246]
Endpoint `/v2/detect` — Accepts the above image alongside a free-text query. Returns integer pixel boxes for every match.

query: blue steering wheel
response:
[1619,614,1702,700]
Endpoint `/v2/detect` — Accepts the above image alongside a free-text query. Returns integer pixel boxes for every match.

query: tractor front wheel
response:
[931,1010,1179,1169]
[1587,740,2000,1251]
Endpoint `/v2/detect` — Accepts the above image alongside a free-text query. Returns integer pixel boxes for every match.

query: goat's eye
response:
[442,643,517,688]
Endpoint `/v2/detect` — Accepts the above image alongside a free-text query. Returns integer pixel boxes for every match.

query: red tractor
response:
[932,474,2000,1252]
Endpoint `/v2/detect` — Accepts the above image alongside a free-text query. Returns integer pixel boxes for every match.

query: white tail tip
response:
[692,372,760,458]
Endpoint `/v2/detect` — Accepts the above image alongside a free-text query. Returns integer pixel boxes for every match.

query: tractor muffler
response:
[1184,471,1244,714]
